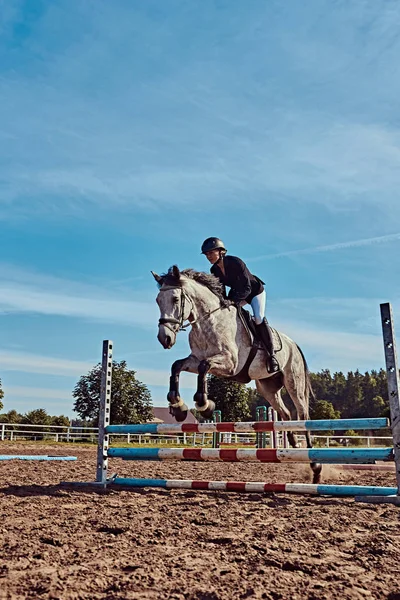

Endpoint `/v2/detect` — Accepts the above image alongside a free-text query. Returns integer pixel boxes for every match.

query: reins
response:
[157,286,228,333]
[180,305,225,330]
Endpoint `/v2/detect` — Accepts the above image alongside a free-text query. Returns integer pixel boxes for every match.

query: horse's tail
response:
[296,344,316,419]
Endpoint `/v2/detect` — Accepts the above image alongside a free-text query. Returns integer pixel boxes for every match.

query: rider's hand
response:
[221,298,233,308]
[234,300,245,308]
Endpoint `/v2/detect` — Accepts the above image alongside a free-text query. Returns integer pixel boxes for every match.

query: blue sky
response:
[1,0,400,418]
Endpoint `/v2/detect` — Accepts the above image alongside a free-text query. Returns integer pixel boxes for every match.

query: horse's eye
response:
[173,297,179,304]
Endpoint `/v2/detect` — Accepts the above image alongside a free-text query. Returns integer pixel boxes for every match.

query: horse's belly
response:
[248,352,269,380]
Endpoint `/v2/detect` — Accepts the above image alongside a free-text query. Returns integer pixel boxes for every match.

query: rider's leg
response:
[250,290,266,325]
[251,292,280,373]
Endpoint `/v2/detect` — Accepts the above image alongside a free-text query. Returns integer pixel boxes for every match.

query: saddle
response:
[238,307,282,352]
[226,307,282,384]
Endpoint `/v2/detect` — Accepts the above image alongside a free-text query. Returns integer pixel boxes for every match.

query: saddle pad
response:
[238,308,283,353]
[271,327,283,353]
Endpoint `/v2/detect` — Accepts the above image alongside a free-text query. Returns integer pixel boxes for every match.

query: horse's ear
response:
[172,265,180,279]
[151,271,162,284]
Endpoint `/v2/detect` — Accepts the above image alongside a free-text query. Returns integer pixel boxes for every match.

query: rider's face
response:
[205,249,221,264]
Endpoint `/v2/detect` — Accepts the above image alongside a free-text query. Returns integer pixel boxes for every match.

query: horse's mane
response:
[160,266,225,300]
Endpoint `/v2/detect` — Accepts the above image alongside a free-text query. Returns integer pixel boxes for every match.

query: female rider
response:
[201,237,280,373]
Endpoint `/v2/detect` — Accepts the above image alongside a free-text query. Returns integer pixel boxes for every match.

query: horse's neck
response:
[187,282,220,318]
[187,282,249,350]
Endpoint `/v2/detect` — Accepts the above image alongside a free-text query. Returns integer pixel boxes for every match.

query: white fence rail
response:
[0,422,98,443]
[0,422,393,448]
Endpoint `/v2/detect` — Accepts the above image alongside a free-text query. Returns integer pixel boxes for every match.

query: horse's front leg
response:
[193,353,237,420]
[193,360,215,419]
[168,355,200,422]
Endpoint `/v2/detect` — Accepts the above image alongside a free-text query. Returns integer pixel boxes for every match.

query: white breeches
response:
[250,291,266,325]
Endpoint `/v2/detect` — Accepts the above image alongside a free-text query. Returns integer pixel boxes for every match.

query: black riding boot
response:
[256,318,281,373]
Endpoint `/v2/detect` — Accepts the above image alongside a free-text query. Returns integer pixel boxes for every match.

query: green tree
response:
[0,409,23,424]
[49,415,71,434]
[310,399,340,420]
[73,360,153,424]
[330,371,347,411]
[373,369,389,402]
[0,378,4,412]
[71,418,93,427]
[50,415,71,427]
[343,370,364,418]
[23,408,51,425]
[365,395,387,418]
[309,369,332,403]
[247,387,266,420]
[22,409,51,440]
[207,375,251,422]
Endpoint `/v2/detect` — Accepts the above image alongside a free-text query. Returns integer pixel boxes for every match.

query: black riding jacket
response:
[210,255,264,303]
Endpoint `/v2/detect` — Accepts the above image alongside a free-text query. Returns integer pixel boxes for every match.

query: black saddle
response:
[237,307,282,353]
[238,306,257,341]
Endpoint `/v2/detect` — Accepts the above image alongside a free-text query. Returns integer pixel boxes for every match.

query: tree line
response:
[0,365,392,426]
[208,368,390,422]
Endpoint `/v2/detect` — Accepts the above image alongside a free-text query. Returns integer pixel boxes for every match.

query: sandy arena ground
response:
[1,443,400,600]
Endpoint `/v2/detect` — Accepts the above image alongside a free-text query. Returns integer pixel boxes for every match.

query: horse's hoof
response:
[169,405,188,422]
[311,463,322,484]
[200,400,216,420]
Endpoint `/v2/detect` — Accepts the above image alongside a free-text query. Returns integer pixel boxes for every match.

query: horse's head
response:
[152,265,192,349]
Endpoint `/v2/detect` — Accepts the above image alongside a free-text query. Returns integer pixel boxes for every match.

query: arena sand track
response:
[1,443,400,600]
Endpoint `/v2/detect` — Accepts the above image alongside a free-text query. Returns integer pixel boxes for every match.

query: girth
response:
[226,341,260,384]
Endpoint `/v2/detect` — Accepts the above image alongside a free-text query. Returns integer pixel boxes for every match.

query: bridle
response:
[158,286,193,333]
[158,286,226,334]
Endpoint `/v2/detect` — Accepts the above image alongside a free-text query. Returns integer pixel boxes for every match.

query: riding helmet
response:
[201,237,226,254]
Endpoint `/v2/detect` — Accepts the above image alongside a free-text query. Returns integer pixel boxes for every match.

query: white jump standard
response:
[356,303,400,505]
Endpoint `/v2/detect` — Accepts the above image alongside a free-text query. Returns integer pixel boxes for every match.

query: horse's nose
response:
[157,327,175,349]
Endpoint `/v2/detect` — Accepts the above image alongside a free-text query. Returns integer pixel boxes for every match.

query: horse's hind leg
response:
[255,377,291,423]
[255,378,300,455]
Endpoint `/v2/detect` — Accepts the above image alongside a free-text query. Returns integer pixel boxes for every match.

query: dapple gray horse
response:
[152,266,322,484]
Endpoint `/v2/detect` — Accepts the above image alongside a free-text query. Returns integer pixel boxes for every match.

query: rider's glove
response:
[221,298,233,308]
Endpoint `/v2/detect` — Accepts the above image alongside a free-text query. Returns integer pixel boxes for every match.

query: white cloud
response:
[248,233,400,262]
[136,368,195,390]
[0,350,92,377]
[0,349,196,390]
[0,263,157,326]
[273,297,400,335]
[279,321,383,373]
[3,104,400,218]
[1,2,400,220]
[3,386,73,401]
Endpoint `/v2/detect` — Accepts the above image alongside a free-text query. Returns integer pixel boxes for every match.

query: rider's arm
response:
[226,258,252,303]
[210,265,228,298]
